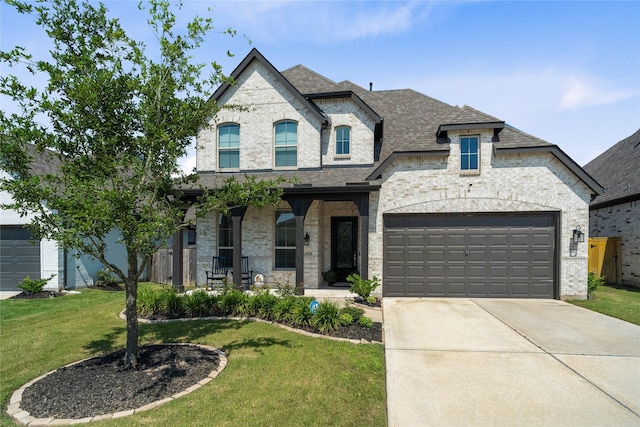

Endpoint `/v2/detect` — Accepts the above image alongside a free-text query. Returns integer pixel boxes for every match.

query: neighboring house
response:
[0,145,135,291]
[193,48,601,299]
[584,129,640,287]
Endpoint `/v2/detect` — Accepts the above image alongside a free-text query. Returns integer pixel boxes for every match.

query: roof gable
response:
[211,48,327,125]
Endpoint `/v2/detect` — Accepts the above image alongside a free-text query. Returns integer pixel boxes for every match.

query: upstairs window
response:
[218,124,240,169]
[336,126,350,155]
[275,210,296,269]
[275,121,297,167]
[460,136,479,170]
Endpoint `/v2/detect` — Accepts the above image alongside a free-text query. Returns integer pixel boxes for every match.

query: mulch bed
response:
[20,344,220,420]
[10,291,63,299]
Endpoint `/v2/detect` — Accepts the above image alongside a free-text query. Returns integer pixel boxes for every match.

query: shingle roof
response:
[193,166,380,191]
[583,129,640,207]
[198,49,596,194]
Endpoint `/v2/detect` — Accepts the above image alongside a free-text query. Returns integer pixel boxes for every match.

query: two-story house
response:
[194,48,601,299]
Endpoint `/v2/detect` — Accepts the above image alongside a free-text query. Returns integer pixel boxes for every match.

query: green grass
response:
[569,285,640,325]
[0,285,386,426]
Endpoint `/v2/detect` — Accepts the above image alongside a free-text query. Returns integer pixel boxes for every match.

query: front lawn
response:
[0,286,386,427]
[569,284,640,325]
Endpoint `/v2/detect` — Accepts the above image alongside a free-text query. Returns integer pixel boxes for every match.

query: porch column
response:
[354,194,370,280]
[230,206,247,287]
[285,196,314,294]
[172,229,183,291]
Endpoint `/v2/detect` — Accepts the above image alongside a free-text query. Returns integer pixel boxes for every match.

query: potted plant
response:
[322,270,338,286]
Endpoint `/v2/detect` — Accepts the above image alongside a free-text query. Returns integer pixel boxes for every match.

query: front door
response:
[331,217,358,282]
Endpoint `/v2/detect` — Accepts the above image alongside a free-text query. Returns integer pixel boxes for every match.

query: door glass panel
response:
[337,221,353,268]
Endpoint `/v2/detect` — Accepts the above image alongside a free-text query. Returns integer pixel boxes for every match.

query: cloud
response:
[559,75,635,109]
[201,1,433,44]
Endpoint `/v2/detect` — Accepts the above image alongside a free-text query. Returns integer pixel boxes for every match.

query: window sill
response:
[334,155,351,160]
[459,169,480,176]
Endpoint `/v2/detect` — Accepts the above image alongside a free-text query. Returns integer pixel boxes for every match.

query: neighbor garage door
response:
[384,213,557,298]
[0,226,41,291]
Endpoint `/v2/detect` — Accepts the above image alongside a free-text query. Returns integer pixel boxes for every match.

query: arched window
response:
[274,121,297,167]
[336,126,350,155]
[218,123,240,169]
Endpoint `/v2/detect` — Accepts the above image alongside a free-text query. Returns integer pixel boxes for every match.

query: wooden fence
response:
[149,246,197,286]
[588,237,621,284]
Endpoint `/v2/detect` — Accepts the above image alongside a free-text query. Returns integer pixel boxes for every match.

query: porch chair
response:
[205,256,228,288]
[241,256,254,286]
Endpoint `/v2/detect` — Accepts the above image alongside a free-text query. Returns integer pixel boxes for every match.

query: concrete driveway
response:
[384,298,640,426]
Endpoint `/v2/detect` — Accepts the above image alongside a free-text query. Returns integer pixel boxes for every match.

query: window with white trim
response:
[335,126,350,155]
[460,136,479,170]
[274,121,297,167]
[218,123,240,169]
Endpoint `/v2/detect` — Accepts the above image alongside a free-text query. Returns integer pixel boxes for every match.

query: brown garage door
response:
[384,213,557,298]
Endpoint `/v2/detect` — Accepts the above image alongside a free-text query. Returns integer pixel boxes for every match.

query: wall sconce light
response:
[304,232,310,243]
[572,226,585,243]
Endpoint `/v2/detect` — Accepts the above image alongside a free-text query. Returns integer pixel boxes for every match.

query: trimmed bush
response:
[339,306,365,322]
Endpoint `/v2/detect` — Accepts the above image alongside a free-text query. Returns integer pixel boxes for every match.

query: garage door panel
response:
[1,227,41,291]
[384,213,557,298]
[407,250,425,262]
[448,250,466,262]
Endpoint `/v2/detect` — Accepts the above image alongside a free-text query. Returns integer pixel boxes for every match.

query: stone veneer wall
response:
[589,201,640,287]
[368,129,594,299]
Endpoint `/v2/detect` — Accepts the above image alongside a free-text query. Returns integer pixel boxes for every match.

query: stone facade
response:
[589,201,640,287]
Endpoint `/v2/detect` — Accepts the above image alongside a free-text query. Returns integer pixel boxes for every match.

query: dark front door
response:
[332,217,358,282]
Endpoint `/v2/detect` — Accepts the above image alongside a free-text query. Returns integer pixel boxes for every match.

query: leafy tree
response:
[0,0,284,368]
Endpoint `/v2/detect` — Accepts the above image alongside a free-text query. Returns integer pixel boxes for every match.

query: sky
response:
[1,0,639,174]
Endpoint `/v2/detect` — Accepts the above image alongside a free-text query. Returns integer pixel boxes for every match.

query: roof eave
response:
[306,91,383,124]
[494,145,603,195]
[437,121,505,136]
[366,149,451,180]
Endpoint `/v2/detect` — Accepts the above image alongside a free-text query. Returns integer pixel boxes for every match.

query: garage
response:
[384,213,558,298]
[0,226,41,291]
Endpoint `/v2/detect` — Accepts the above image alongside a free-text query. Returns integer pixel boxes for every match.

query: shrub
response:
[338,313,354,326]
[311,300,340,333]
[290,297,313,327]
[339,306,365,322]
[219,289,249,316]
[183,289,212,317]
[346,273,380,300]
[322,270,337,284]
[137,287,164,317]
[274,282,297,297]
[18,274,55,294]
[272,296,297,323]
[358,316,374,328]
[95,268,118,287]
[588,272,606,298]
[249,291,279,320]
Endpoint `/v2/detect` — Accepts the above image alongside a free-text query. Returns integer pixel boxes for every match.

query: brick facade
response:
[195,50,595,299]
[589,201,640,287]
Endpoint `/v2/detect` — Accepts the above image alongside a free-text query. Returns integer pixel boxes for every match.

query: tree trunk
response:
[123,248,140,369]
